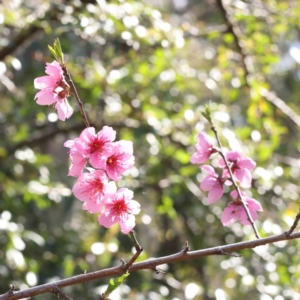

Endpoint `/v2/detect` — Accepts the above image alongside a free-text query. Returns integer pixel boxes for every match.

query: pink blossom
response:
[64,139,86,177]
[78,126,116,168]
[72,169,117,213]
[221,190,263,226]
[104,141,135,181]
[218,151,256,188]
[98,188,140,234]
[34,61,73,121]
[190,132,217,164]
[200,165,226,204]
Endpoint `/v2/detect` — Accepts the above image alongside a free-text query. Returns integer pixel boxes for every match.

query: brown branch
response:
[51,285,73,300]
[122,231,143,271]
[211,123,261,239]
[62,65,90,128]
[286,208,300,236]
[2,230,300,300]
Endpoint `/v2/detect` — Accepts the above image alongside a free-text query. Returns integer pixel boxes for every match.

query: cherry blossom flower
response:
[218,150,256,188]
[34,61,73,121]
[98,188,140,234]
[78,126,116,169]
[200,165,227,204]
[104,141,135,181]
[72,169,117,213]
[190,132,217,164]
[221,190,263,226]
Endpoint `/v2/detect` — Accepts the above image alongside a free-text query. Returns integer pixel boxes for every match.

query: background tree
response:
[1,0,300,299]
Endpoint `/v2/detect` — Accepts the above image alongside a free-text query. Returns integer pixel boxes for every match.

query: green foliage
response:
[1,0,300,299]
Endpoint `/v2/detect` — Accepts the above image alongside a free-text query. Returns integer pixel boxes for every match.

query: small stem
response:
[61,65,90,128]
[286,207,300,236]
[51,285,73,300]
[211,123,260,239]
[124,231,143,271]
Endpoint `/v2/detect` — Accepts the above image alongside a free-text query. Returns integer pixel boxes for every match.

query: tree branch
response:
[62,65,90,128]
[2,230,300,300]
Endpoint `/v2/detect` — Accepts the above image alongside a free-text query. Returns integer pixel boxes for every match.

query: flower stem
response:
[61,65,90,128]
[211,123,260,239]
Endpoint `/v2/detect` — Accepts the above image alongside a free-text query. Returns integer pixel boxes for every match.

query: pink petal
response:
[35,89,58,105]
[119,214,136,234]
[200,176,217,191]
[197,132,212,149]
[207,186,223,204]
[127,200,141,214]
[239,157,256,171]
[200,165,216,175]
[190,151,210,164]
[234,169,252,188]
[68,152,86,177]
[79,127,96,145]
[82,200,102,213]
[226,151,242,161]
[98,126,116,142]
[45,61,63,79]
[55,100,73,121]
[98,212,115,228]
[221,206,239,226]
[34,76,57,89]
[247,198,263,212]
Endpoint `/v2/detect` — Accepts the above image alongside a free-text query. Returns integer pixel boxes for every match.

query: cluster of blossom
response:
[190,132,263,226]
[34,61,140,234]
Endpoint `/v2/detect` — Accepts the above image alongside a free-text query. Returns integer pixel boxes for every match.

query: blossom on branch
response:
[79,126,116,169]
[72,169,117,213]
[221,190,263,226]
[218,150,256,188]
[200,165,226,204]
[190,132,217,165]
[98,188,140,234]
[104,141,135,181]
[34,61,73,121]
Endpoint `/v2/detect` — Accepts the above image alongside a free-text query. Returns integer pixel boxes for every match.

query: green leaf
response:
[48,45,58,60]
[48,38,64,63]
[102,273,130,298]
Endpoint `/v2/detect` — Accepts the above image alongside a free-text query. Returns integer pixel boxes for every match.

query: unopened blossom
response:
[221,190,263,226]
[34,61,73,121]
[190,132,217,165]
[200,165,226,204]
[72,169,117,213]
[218,150,256,188]
[98,188,140,234]
[104,141,135,181]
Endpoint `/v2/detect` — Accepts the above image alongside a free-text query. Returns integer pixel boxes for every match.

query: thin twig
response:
[51,285,73,300]
[211,123,261,239]
[123,231,143,272]
[2,230,300,300]
[286,207,300,236]
[61,65,90,128]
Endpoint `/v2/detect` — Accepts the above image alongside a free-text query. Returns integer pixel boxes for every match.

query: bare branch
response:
[2,231,300,300]
[51,285,73,300]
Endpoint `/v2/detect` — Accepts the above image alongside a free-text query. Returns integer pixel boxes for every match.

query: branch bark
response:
[1,230,300,300]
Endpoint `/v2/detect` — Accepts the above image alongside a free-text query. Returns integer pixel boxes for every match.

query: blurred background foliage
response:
[1,0,300,299]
